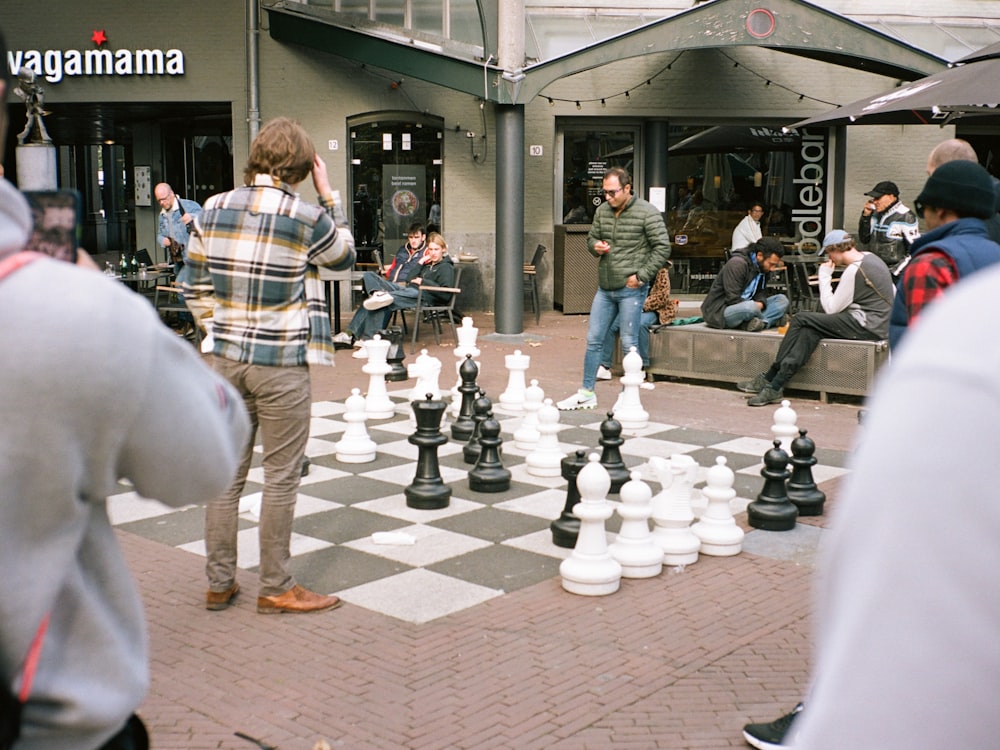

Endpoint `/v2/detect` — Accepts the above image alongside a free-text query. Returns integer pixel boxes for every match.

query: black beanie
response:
[917,160,997,219]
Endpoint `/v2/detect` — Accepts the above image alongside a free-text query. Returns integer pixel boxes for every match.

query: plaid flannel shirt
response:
[183,176,355,367]
[901,250,958,326]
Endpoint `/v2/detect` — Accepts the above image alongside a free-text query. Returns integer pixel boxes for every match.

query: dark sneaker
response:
[737,373,769,394]
[742,703,803,749]
[745,317,766,332]
[748,385,784,407]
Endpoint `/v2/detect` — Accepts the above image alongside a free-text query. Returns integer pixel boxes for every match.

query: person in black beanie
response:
[889,159,1000,349]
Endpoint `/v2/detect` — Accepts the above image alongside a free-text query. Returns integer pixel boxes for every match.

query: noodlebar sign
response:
[7,47,185,84]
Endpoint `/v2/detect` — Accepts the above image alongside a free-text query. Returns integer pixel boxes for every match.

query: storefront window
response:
[559,125,639,225]
[666,125,830,259]
[348,112,444,259]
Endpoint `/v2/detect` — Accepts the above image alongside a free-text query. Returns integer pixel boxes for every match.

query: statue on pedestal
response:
[14,69,53,145]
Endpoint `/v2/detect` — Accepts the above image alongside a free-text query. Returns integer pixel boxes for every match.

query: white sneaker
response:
[556,390,597,411]
[363,291,394,310]
[332,331,353,346]
[596,365,613,381]
[352,346,368,359]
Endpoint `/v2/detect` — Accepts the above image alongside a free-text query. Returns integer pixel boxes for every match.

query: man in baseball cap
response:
[889,159,1000,348]
[859,179,919,275]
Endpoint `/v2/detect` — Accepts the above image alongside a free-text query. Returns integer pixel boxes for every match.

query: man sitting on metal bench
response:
[738,229,893,407]
[701,236,789,332]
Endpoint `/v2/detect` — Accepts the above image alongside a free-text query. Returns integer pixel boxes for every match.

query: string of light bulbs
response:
[542,48,841,109]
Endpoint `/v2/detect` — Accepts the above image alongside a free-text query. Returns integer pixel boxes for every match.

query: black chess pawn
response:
[405,394,452,509]
[463,390,491,464]
[468,413,511,492]
[551,449,587,548]
[747,439,798,531]
[786,429,826,516]
[452,354,479,442]
[598,412,630,494]
[383,325,408,382]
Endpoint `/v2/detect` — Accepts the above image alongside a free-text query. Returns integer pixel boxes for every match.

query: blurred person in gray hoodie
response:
[0,29,250,750]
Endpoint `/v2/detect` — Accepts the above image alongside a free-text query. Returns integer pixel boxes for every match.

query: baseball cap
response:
[915,160,996,220]
[865,181,899,199]
[819,229,852,255]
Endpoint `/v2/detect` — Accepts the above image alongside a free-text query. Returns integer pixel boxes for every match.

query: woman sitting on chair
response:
[341,232,455,357]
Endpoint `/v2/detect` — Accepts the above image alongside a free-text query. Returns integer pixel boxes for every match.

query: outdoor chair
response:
[408,264,464,353]
[153,284,203,346]
[523,244,546,324]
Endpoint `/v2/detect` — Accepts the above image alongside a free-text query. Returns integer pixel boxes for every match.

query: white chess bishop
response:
[560,454,622,596]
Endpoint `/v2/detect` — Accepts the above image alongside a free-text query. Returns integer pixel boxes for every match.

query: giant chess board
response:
[109,389,850,623]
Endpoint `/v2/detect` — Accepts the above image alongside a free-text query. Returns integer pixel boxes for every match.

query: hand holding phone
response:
[23,189,82,264]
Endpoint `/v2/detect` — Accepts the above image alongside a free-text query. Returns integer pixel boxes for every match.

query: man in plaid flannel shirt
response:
[184,117,355,615]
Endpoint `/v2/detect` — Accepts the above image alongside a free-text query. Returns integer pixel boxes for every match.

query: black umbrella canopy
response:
[668,125,800,154]
[788,54,1000,129]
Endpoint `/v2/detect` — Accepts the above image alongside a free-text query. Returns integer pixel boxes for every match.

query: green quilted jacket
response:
[587,195,672,290]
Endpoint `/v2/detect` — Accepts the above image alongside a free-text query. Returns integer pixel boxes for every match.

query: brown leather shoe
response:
[205,582,240,611]
[256,584,342,615]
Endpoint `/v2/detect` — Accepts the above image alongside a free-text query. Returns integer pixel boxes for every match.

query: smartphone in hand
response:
[23,189,82,264]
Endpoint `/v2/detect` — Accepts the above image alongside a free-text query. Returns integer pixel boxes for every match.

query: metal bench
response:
[647,322,888,402]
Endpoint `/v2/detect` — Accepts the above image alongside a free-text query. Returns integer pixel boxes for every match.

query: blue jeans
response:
[348,285,419,339]
[582,284,647,391]
[722,294,789,329]
[601,310,657,368]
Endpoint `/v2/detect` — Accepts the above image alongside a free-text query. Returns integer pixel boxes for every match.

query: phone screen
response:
[23,189,82,264]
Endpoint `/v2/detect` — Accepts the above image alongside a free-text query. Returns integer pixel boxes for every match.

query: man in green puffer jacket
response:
[557,167,671,410]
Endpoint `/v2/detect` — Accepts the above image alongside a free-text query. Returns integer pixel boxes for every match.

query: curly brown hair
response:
[243,117,315,187]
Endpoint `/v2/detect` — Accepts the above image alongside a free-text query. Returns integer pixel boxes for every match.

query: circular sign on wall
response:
[746,8,776,39]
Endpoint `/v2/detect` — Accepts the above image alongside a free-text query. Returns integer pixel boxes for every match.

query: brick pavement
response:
[124,308,859,749]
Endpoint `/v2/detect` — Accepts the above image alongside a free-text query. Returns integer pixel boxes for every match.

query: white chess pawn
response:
[513,379,544,450]
[362,335,395,420]
[771,399,798,452]
[560,454,622,596]
[612,346,649,430]
[609,470,663,578]
[498,349,530,412]
[525,398,565,477]
[649,454,701,566]
[691,457,744,556]
[450,318,481,418]
[336,388,377,463]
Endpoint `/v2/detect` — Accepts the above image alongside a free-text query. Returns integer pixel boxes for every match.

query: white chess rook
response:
[612,346,649,430]
[362,335,395,420]
[691,457,744,556]
[498,349,530,412]
[609,470,663,578]
[336,388,377,463]
[649,454,702,566]
[560,454,622,596]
